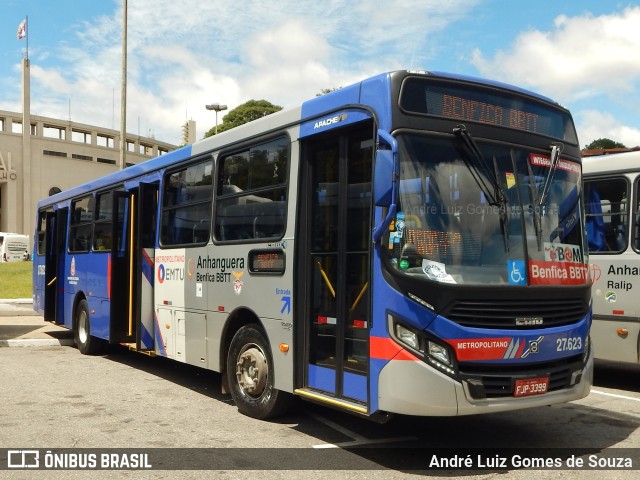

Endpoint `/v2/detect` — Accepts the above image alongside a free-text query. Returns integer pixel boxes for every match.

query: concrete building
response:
[0,58,176,241]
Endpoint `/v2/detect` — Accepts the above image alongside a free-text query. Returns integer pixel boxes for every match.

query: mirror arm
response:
[372,129,398,243]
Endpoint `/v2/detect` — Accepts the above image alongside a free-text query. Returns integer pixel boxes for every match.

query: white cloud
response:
[576,110,640,148]
[471,6,640,102]
[8,0,479,144]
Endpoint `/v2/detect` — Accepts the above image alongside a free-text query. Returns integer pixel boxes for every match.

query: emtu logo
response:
[157,264,165,284]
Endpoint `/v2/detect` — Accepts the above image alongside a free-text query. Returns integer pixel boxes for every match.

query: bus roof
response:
[582,151,640,176]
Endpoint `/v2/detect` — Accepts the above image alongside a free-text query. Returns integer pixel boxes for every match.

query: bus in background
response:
[0,232,29,262]
[33,70,592,420]
[583,151,640,363]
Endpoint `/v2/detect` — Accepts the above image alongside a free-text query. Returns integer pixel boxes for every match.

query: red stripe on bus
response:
[370,336,418,361]
[141,248,154,267]
[613,310,625,315]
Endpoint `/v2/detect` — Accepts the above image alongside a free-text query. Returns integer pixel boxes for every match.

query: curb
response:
[0,338,75,347]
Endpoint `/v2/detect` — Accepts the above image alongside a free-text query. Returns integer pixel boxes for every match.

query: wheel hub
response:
[236,347,268,396]
[78,311,88,344]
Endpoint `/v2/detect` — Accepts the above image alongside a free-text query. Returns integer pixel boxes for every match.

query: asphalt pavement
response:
[0,299,74,347]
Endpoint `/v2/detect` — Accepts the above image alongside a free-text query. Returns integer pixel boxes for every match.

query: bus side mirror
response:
[372,129,398,243]
[373,150,393,207]
[374,149,394,207]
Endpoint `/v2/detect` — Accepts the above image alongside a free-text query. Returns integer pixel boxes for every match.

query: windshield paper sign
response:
[530,154,580,174]
[529,260,588,285]
[422,260,456,283]
[530,242,588,285]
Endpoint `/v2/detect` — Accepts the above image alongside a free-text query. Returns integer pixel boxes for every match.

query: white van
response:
[0,233,30,262]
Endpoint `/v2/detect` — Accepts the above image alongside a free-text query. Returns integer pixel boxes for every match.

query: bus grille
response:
[460,357,583,399]
[445,298,587,329]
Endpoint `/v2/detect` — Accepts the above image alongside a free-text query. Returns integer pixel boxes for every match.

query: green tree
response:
[316,87,340,96]
[584,138,626,150]
[204,100,282,138]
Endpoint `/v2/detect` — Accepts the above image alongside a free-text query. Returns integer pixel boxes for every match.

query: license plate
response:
[514,377,549,397]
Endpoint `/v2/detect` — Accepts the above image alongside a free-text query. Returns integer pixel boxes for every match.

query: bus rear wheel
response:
[74,299,106,355]
[227,325,292,419]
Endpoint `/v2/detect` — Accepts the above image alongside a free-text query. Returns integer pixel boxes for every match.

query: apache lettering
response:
[314,114,347,129]
[197,256,245,272]
[608,264,640,276]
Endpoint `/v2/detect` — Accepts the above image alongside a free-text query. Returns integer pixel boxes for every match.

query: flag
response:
[17,18,27,40]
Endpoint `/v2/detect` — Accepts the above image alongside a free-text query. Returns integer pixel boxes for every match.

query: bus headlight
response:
[389,314,458,378]
[395,323,422,352]
[428,341,451,365]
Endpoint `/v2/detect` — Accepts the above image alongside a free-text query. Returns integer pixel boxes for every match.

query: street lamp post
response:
[205,103,228,134]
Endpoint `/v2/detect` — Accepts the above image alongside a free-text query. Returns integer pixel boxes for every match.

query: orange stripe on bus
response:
[370,336,418,361]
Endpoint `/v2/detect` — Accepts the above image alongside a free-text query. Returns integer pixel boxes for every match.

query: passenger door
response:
[299,123,374,406]
[44,208,68,324]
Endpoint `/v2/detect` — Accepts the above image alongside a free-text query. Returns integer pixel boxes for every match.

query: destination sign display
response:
[249,249,285,274]
[400,78,576,142]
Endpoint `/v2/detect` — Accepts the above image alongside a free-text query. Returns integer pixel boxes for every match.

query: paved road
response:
[1,310,640,479]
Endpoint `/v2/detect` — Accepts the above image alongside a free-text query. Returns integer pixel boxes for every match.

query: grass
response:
[0,261,32,299]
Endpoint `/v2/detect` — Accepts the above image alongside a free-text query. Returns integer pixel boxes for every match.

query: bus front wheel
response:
[74,299,105,355]
[227,325,292,419]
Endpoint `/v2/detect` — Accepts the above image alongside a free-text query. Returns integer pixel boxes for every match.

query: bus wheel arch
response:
[73,295,106,355]
[224,310,292,419]
[220,307,262,376]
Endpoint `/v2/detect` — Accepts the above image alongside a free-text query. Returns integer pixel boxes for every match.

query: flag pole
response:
[119,1,127,170]
[25,16,28,59]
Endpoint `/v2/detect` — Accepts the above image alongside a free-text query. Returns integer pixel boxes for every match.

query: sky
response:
[1,0,639,147]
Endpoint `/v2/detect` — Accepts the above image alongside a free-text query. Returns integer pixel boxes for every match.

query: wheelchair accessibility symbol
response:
[508,260,527,285]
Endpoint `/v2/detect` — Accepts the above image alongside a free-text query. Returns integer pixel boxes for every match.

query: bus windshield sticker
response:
[388,231,402,249]
[422,260,456,284]
[508,259,527,285]
[543,242,583,263]
[529,153,580,174]
[528,260,589,285]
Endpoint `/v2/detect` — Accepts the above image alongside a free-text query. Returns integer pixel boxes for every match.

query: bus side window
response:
[217,200,286,241]
[160,159,213,247]
[215,137,289,243]
[635,178,640,251]
[69,196,94,253]
[93,191,114,251]
[585,178,628,253]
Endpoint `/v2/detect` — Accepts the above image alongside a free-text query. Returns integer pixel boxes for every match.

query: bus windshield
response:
[384,133,586,286]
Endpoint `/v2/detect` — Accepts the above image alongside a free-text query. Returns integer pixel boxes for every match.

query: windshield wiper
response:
[526,154,543,251]
[538,142,563,208]
[494,154,510,252]
[453,124,509,252]
[453,124,506,207]
[528,142,564,250]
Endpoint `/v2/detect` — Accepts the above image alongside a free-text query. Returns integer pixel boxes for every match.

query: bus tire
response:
[74,299,105,355]
[227,325,292,419]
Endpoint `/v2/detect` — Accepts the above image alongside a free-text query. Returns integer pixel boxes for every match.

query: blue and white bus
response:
[33,70,592,420]
[583,151,640,364]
